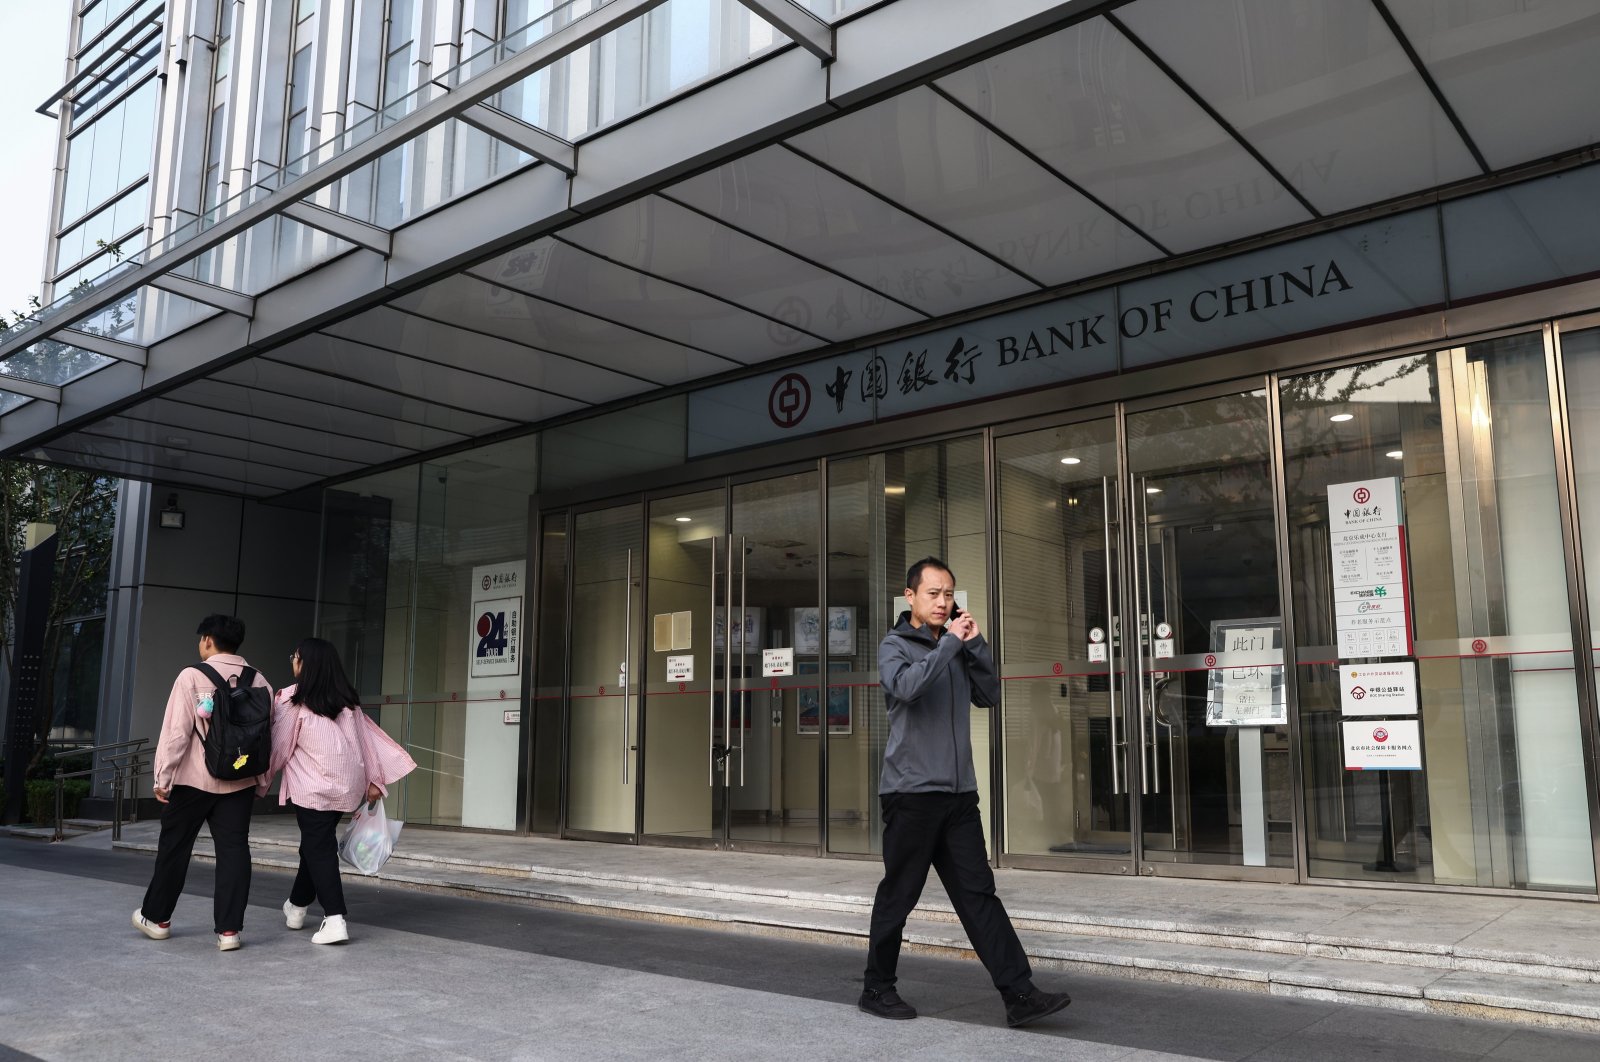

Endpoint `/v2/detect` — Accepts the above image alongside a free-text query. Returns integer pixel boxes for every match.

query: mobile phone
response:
[950,607,964,620]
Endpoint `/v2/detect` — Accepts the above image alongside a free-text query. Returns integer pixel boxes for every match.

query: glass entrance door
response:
[564,503,643,840]
[996,390,1293,877]
[640,472,822,851]
[1124,391,1292,873]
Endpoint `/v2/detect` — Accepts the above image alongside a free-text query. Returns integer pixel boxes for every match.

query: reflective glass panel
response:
[937,16,1310,253]
[1117,0,1478,214]
[1385,0,1600,170]
[825,435,988,855]
[1282,336,1594,892]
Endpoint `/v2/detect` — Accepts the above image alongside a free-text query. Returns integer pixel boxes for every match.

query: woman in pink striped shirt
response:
[257,638,416,944]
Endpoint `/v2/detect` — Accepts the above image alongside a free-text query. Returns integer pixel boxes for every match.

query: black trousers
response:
[864,790,1033,995]
[288,803,349,917]
[140,784,254,933]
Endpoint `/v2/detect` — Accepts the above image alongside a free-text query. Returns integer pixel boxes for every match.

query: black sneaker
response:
[858,987,918,1020]
[1004,987,1072,1028]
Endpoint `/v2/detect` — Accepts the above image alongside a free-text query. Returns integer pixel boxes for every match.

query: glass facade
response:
[308,311,1600,902]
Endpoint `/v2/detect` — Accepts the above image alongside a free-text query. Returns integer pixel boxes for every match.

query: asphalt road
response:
[2,837,1598,1061]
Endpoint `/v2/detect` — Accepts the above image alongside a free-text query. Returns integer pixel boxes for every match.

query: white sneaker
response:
[283,899,309,930]
[312,915,349,945]
[216,932,242,952]
[132,909,170,940]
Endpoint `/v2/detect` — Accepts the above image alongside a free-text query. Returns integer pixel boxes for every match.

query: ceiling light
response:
[884,486,906,496]
[1146,487,1162,494]
[1060,456,1081,465]
[675,516,691,523]
[1386,450,1403,459]
[1330,413,1354,423]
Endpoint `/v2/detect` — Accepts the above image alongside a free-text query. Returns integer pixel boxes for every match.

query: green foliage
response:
[0,461,118,772]
[23,779,90,826]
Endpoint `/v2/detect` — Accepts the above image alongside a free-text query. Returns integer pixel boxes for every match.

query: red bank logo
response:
[1373,727,1390,743]
[1353,486,1372,505]
[768,374,811,429]
[481,575,492,591]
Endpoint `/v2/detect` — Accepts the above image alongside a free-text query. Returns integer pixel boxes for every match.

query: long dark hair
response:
[289,637,361,719]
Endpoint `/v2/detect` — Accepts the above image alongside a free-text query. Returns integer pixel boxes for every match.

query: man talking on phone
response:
[858,557,1071,1028]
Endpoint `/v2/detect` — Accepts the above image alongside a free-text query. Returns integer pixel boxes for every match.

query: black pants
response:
[288,803,349,917]
[864,790,1033,995]
[140,784,254,933]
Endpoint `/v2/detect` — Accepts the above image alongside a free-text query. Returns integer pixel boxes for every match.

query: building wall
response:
[99,480,319,793]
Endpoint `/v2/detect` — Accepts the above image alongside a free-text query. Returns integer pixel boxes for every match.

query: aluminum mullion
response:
[459,103,578,174]
[733,0,834,64]
[0,378,63,403]
[1546,321,1600,894]
[58,329,147,366]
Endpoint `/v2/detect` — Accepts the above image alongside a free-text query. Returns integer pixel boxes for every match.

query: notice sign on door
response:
[763,648,795,677]
[666,655,694,682]
[1343,719,1422,770]
[1328,478,1411,659]
[1339,662,1419,717]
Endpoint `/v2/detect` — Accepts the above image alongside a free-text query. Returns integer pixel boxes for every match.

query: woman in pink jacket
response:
[258,637,416,944]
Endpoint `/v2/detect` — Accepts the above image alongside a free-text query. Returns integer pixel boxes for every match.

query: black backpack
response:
[193,662,273,780]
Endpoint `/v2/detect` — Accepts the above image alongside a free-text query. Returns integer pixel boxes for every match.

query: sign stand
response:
[1364,772,1414,873]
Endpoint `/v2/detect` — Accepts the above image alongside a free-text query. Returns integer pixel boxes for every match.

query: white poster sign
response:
[666,655,695,682]
[1343,719,1423,770]
[1339,662,1419,717]
[1206,620,1286,726]
[792,607,856,655]
[763,648,795,677]
[464,561,526,830]
[1328,478,1411,658]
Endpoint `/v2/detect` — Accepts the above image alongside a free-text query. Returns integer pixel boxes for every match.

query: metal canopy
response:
[7,0,1600,499]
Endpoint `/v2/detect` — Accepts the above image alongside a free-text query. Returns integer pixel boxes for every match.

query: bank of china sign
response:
[689,212,1443,456]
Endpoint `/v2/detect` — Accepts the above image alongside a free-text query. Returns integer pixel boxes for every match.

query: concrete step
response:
[111,831,1600,1033]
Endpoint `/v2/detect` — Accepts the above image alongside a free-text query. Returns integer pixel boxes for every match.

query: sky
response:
[0,3,74,318]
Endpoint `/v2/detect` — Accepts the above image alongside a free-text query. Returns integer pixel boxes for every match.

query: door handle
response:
[724,533,735,790]
[1127,474,1149,796]
[623,548,633,786]
[709,535,718,788]
[1103,475,1122,796]
[1140,477,1160,796]
[737,535,748,787]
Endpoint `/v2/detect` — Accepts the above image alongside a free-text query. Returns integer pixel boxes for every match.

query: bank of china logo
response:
[1353,486,1372,505]
[482,575,492,591]
[1373,727,1390,743]
[477,610,508,659]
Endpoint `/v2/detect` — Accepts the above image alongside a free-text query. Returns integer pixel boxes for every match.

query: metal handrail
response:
[52,738,150,843]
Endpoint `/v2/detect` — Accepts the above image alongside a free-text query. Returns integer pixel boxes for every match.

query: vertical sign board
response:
[1327,478,1411,659]
[464,561,525,829]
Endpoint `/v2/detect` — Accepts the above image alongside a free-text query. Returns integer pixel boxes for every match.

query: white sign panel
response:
[469,563,524,679]
[1088,643,1108,663]
[465,561,526,831]
[1153,638,1175,659]
[1339,662,1419,717]
[1328,478,1411,658]
[1343,719,1423,770]
[793,607,856,655]
[763,648,795,677]
[666,655,695,682]
[1207,621,1286,726]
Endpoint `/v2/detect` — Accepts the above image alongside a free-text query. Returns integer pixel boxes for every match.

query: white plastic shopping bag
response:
[338,798,404,875]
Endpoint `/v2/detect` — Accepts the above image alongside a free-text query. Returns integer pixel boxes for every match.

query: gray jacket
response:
[877,613,1001,795]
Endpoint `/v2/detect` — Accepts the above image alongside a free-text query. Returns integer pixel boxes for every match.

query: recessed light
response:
[1330,413,1354,423]
[884,486,906,495]
[675,516,691,523]
[1060,456,1081,465]
[1146,487,1162,494]
[1386,450,1403,459]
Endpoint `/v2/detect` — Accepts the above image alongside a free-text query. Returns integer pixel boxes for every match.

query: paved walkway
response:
[98,815,1600,1032]
[6,833,1600,1062]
